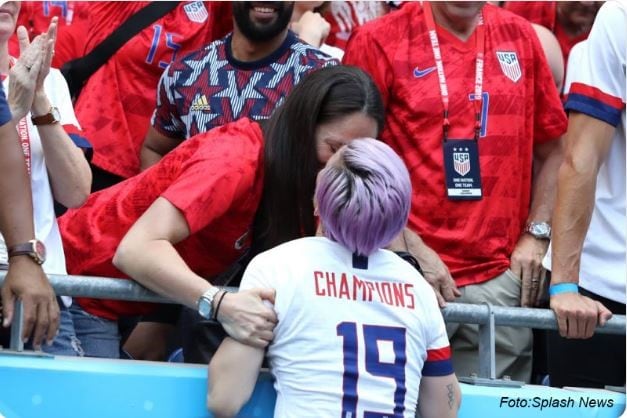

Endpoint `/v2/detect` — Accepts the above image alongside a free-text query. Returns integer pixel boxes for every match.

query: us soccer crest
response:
[184,1,208,23]
[496,51,522,83]
[453,148,471,176]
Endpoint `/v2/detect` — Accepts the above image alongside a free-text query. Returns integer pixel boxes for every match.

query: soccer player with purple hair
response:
[208,138,461,418]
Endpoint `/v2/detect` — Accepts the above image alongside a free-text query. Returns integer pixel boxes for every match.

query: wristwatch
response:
[524,222,551,240]
[31,106,60,126]
[197,287,221,319]
[8,239,47,265]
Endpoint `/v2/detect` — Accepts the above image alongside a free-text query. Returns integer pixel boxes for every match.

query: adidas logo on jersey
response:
[190,95,211,111]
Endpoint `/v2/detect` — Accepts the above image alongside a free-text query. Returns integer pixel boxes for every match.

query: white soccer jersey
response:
[544,1,626,304]
[240,236,452,418]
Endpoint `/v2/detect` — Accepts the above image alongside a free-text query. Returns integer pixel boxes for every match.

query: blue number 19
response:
[337,322,407,418]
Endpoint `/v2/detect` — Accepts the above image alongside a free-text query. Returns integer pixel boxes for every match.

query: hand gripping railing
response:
[1,271,625,381]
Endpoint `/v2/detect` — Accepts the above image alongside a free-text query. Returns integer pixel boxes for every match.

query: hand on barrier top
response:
[550,292,612,339]
[1,256,59,349]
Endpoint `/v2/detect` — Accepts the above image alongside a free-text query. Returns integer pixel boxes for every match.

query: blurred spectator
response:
[8,1,89,59]
[324,1,392,50]
[208,138,461,418]
[544,1,625,388]
[1,4,91,354]
[58,1,233,191]
[344,2,567,382]
[1,82,59,353]
[504,2,602,68]
[141,1,337,169]
[289,1,343,59]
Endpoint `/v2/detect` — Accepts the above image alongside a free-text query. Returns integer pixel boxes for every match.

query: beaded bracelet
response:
[549,283,579,296]
[212,290,228,321]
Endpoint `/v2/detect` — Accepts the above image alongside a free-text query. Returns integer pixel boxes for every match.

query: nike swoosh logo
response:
[413,66,436,78]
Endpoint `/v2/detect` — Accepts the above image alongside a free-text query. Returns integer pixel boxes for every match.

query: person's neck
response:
[230,28,289,62]
[430,4,481,42]
[0,42,10,75]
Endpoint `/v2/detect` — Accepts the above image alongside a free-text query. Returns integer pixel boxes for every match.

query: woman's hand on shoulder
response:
[216,288,277,348]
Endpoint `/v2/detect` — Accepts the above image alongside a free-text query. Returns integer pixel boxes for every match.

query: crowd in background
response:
[0,0,624,403]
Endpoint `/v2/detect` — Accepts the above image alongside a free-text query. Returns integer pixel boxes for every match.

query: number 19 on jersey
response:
[337,322,408,418]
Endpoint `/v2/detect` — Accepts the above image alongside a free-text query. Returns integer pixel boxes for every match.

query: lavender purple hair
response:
[315,138,412,256]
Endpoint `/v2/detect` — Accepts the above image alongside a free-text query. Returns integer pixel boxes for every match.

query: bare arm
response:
[113,197,276,347]
[510,138,563,307]
[550,112,613,338]
[140,126,183,171]
[418,374,461,418]
[9,19,90,207]
[0,119,59,348]
[531,23,564,91]
[290,11,330,48]
[0,26,59,349]
[387,228,460,307]
[207,337,265,418]
[32,91,91,208]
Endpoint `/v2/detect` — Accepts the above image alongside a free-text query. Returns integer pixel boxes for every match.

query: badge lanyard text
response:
[423,2,485,142]
[6,57,32,175]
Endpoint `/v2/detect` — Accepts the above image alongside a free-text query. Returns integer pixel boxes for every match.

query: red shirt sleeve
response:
[161,121,263,234]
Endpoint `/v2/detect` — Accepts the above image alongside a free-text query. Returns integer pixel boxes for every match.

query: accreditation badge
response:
[442,139,482,200]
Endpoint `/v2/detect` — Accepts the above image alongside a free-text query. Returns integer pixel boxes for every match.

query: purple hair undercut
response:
[315,138,412,256]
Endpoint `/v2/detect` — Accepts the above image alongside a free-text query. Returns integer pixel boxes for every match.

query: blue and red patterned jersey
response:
[152,31,338,139]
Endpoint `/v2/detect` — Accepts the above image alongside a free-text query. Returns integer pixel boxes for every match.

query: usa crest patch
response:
[184,1,208,23]
[453,149,471,176]
[496,51,522,83]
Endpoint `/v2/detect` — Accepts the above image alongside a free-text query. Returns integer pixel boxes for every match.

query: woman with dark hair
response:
[57,65,384,358]
[208,139,461,418]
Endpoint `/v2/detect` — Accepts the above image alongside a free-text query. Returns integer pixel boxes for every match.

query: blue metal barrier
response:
[0,353,624,418]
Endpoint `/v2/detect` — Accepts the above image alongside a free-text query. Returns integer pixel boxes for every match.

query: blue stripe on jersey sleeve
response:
[422,359,454,377]
[565,93,622,127]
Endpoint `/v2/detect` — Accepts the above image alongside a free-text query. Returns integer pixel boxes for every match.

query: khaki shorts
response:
[446,269,532,383]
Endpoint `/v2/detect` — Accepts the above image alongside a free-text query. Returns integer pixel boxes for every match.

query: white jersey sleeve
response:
[564,1,626,125]
[417,283,454,377]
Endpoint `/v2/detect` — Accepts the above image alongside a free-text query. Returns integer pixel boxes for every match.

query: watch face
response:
[51,107,61,122]
[530,223,550,238]
[198,298,212,319]
[33,240,46,264]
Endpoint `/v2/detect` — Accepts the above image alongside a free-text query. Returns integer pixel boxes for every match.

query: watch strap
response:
[7,240,45,265]
[7,243,35,256]
[31,107,59,126]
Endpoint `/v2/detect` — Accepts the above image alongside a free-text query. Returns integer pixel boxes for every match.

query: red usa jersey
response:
[73,1,232,179]
[344,3,567,287]
[241,237,452,418]
[324,1,390,50]
[58,118,264,320]
[503,2,590,66]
